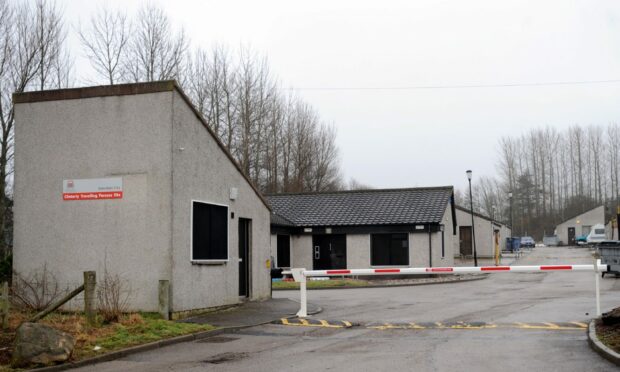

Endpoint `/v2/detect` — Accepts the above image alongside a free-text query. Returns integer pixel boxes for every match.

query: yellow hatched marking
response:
[342,321,352,327]
[515,322,583,330]
[449,322,485,329]
[299,318,310,326]
[570,322,588,328]
[408,323,426,329]
[435,322,444,328]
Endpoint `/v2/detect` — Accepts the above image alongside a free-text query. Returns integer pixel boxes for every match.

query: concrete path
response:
[180,298,320,328]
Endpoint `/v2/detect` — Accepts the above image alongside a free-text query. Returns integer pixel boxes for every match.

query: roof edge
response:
[266,186,454,197]
[13,81,177,104]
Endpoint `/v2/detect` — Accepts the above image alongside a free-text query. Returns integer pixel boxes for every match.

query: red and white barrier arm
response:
[301,263,608,277]
[287,260,606,318]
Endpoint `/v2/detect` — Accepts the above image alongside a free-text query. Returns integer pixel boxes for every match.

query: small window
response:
[192,201,228,261]
[277,235,291,268]
[371,233,409,266]
[595,228,605,234]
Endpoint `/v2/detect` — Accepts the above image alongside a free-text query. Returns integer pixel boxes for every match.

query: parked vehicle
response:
[587,224,607,245]
[520,236,535,248]
[576,235,588,245]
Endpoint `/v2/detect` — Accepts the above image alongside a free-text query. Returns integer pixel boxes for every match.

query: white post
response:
[291,268,308,318]
[595,258,602,317]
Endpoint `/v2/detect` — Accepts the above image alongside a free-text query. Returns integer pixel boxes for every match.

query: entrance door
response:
[460,226,472,256]
[312,234,346,270]
[238,218,251,297]
[568,227,576,246]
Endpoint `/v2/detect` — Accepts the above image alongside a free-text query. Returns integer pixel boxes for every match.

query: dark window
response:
[277,235,291,268]
[371,233,409,266]
[192,201,228,260]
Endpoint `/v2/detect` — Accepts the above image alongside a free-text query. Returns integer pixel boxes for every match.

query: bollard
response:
[159,280,170,320]
[83,271,96,327]
[594,257,601,317]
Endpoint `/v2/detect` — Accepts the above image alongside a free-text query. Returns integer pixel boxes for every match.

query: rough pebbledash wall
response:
[13,83,272,312]
[14,91,174,311]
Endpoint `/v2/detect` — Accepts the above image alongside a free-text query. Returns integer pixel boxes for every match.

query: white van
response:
[586,224,607,245]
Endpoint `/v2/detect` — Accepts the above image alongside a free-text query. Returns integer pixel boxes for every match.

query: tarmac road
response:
[77,247,620,371]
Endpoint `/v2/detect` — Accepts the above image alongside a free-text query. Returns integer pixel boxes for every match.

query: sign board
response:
[63,177,123,201]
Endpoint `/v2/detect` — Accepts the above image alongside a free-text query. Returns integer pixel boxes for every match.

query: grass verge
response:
[0,311,215,370]
[596,319,620,354]
[272,278,369,290]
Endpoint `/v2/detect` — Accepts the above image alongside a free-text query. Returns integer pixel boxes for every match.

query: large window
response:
[192,201,228,261]
[277,235,291,268]
[371,233,409,266]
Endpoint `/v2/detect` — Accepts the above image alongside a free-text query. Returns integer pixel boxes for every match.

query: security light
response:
[466,170,472,180]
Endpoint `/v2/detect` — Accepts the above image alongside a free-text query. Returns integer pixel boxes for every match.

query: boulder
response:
[11,322,75,368]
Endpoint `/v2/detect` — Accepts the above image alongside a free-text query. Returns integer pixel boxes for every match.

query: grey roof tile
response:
[267,187,453,227]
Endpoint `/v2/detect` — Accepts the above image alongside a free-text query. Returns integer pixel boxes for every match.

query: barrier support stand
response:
[291,268,307,317]
[594,258,601,317]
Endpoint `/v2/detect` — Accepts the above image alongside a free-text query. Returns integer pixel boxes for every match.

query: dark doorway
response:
[238,218,251,297]
[312,234,346,270]
[568,227,576,246]
[276,235,291,268]
[460,226,472,256]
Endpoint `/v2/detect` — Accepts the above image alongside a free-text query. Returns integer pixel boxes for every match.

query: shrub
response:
[11,264,66,311]
[97,271,130,323]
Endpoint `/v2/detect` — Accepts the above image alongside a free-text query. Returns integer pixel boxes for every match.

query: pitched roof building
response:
[268,187,457,270]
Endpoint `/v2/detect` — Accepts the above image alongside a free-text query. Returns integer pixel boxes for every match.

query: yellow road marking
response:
[278,319,587,331]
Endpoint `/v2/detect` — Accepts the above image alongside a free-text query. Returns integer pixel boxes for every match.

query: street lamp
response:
[466,170,478,267]
[508,191,513,238]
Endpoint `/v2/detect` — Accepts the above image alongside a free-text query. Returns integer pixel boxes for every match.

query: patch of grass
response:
[0,310,215,369]
[596,320,620,353]
[272,278,369,290]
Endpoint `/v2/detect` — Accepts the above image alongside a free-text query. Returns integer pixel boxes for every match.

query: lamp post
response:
[466,170,478,267]
[508,191,513,237]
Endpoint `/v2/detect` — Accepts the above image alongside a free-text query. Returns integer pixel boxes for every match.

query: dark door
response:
[460,226,472,256]
[238,218,251,297]
[312,234,346,270]
[568,227,576,246]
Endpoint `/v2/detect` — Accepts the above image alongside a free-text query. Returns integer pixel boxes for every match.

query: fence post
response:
[159,280,170,320]
[83,271,96,327]
[1,281,8,329]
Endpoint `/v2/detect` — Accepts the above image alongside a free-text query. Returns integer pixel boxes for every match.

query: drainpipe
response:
[428,226,432,267]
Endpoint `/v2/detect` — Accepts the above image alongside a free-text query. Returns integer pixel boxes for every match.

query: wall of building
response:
[555,206,605,245]
[14,92,174,311]
[170,91,271,312]
[346,234,370,268]
[291,235,313,269]
[455,208,506,258]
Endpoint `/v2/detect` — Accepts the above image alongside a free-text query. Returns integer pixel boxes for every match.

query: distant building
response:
[454,206,511,258]
[554,206,605,246]
[268,187,457,270]
[13,81,272,315]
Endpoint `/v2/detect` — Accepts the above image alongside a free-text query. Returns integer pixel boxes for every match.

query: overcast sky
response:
[63,0,620,192]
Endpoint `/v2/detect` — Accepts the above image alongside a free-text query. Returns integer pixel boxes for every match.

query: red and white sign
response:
[63,177,123,201]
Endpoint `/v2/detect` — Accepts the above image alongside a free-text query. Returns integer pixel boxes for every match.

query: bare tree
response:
[78,6,130,85]
[0,0,70,256]
[124,3,188,82]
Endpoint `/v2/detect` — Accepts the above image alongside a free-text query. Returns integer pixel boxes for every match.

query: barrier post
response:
[291,268,307,317]
[594,258,601,317]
